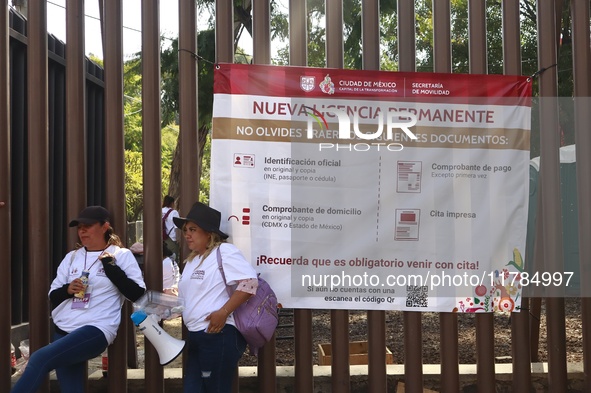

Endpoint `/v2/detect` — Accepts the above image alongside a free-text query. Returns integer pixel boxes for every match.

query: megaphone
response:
[131,310,185,365]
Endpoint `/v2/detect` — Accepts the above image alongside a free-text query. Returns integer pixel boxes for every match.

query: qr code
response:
[406,285,428,307]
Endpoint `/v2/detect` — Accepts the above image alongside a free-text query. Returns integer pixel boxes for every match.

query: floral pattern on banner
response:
[453,248,524,313]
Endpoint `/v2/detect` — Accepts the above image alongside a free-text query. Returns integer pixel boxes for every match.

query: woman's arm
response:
[48,251,78,309]
[100,254,145,302]
[49,284,73,310]
[222,289,253,315]
[206,289,253,331]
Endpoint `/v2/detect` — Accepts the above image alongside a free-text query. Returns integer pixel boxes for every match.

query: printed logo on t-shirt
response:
[96,268,106,277]
[191,269,205,280]
[70,267,79,276]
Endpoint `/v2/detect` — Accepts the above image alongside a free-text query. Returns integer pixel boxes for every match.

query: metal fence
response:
[5,7,106,328]
[2,1,591,392]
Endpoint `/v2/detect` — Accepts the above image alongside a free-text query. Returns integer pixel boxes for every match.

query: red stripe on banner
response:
[213,63,532,105]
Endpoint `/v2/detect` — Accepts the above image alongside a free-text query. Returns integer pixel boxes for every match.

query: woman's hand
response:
[99,252,116,266]
[205,308,229,333]
[163,288,178,296]
[67,278,85,295]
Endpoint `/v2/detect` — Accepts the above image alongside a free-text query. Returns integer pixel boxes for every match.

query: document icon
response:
[395,209,420,240]
[397,161,422,193]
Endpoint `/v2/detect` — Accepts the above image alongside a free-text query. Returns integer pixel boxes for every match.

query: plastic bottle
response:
[75,271,90,298]
[11,343,16,375]
[101,350,108,377]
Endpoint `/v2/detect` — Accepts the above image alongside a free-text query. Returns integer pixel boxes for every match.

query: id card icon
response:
[234,154,255,167]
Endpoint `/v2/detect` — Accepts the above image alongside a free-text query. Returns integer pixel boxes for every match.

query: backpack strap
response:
[68,249,78,271]
[216,246,234,298]
[162,208,174,236]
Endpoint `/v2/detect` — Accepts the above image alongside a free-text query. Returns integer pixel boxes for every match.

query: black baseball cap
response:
[69,206,111,227]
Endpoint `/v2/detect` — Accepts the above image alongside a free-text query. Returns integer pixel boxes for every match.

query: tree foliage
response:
[124,150,143,222]
[122,51,178,220]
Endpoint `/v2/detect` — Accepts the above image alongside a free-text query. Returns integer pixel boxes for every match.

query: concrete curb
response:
[42,362,581,392]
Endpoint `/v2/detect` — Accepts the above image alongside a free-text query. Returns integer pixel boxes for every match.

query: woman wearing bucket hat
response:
[175,202,258,393]
[11,206,146,393]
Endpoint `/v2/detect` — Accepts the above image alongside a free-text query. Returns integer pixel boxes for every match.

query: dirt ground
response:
[90,297,582,373]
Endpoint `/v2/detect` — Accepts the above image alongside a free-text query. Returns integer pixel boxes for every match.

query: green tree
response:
[122,52,178,220]
[162,29,216,202]
[158,1,261,202]
[124,150,143,222]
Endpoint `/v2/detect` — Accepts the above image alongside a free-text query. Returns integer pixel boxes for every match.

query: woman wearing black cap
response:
[11,206,146,393]
[175,202,257,393]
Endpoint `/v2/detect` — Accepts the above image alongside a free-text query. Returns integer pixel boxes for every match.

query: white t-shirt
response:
[178,243,257,332]
[162,207,179,241]
[162,256,180,289]
[49,245,146,344]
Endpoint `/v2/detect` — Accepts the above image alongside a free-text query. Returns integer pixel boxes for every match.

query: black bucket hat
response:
[69,206,111,227]
[173,202,229,239]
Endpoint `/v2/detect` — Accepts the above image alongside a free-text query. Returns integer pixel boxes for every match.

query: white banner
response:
[211,64,532,313]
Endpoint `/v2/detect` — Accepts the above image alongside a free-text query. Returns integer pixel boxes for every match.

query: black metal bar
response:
[512,298,532,392]
[536,0,567,390]
[467,3,495,392]
[103,0,128,391]
[27,2,51,393]
[253,0,270,65]
[572,1,591,390]
[501,0,521,75]
[65,0,87,248]
[215,0,233,63]
[433,0,451,72]
[294,310,313,393]
[178,0,199,387]
[404,312,423,393]
[289,0,307,67]
[398,2,422,392]
[288,3,313,392]
[475,313,495,393]
[0,2,12,391]
[142,0,164,390]
[397,0,416,72]
[432,3,458,392]
[325,3,349,392]
[9,19,27,327]
[468,0,487,74]
[252,1,276,390]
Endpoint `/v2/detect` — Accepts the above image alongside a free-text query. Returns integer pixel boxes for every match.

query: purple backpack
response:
[216,248,279,356]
